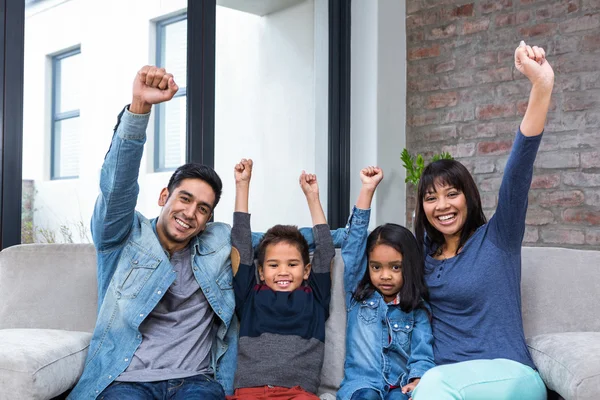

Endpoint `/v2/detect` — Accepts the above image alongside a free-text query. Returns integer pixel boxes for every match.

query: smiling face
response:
[368,244,404,303]
[156,178,216,254]
[258,242,311,292]
[422,181,468,243]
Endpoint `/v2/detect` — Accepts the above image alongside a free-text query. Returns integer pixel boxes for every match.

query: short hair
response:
[166,163,223,208]
[257,225,310,267]
[353,223,429,313]
[414,159,486,256]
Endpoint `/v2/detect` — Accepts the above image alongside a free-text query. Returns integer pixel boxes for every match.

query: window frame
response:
[154,13,187,172]
[50,47,81,180]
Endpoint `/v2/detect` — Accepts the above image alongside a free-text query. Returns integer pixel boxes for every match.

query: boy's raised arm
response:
[299,172,334,275]
[231,159,254,276]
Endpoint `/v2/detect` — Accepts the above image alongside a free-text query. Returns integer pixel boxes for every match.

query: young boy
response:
[227,159,335,400]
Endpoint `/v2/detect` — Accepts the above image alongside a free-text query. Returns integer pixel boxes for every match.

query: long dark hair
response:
[415,159,487,256]
[353,223,429,313]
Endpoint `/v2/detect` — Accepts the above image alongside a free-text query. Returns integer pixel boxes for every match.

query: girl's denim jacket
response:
[337,207,435,400]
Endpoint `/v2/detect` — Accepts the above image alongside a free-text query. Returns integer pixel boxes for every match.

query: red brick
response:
[478,177,502,192]
[454,3,475,17]
[536,152,580,169]
[407,12,438,30]
[439,3,475,21]
[476,103,515,120]
[581,152,600,168]
[582,34,600,51]
[458,87,493,104]
[408,30,425,42]
[442,108,476,123]
[537,190,585,207]
[435,59,456,74]
[526,208,555,225]
[583,189,600,206]
[428,24,457,40]
[408,63,433,78]
[561,14,600,33]
[541,228,586,245]
[583,0,600,11]
[496,82,530,98]
[463,18,491,35]
[407,0,424,14]
[561,111,600,130]
[517,10,531,24]
[478,140,513,155]
[474,67,512,85]
[531,174,561,189]
[557,54,599,73]
[439,72,475,90]
[473,158,496,174]
[523,226,539,244]
[519,0,543,4]
[581,72,600,90]
[417,77,442,92]
[563,208,600,225]
[408,44,441,61]
[519,23,557,37]
[563,172,600,187]
[481,0,512,14]
[536,2,578,20]
[459,122,498,139]
[408,112,440,127]
[564,92,600,112]
[495,13,516,27]
[556,75,581,92]
[417,125,457,142]
[441,143,476,158]
[426,92,458,109]
[585,229,600,245]
[481,192,498,209]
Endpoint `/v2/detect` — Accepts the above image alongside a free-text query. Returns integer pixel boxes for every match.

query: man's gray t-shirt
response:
[117,245,217,382]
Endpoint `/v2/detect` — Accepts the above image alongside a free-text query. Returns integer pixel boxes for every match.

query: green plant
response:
[401,148,453,186]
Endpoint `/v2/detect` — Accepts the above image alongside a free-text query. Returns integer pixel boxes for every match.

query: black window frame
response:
[51,47,81,180]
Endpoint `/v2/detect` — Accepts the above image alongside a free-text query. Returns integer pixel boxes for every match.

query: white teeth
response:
[175,218,190,229]
[277,281,290,286]
[438,214,454,221]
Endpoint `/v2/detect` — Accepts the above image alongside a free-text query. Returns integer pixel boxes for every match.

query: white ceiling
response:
[217,0,306,16]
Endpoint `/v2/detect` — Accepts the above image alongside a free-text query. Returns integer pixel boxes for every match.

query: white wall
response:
[350,0,407,229]
[213,1,321,231]
[23,0,324,241]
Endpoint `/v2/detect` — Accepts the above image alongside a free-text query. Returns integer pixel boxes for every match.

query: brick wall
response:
[405,0,600,249]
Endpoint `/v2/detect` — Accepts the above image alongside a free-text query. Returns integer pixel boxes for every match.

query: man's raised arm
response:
[91,66,179,253]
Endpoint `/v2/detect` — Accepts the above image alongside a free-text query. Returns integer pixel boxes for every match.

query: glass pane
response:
[161,95,186,170]
[213,1,329,230]
[57,52,80,113]
[163,18,187,88]
[54,116,80,178]
[22,0,188,244]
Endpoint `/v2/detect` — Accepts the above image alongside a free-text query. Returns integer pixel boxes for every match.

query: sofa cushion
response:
[0,329,92,400]
[527,332,600,400]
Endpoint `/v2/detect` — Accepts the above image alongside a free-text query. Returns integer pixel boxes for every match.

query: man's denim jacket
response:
[336,207,435,400]
[68,109,238,399]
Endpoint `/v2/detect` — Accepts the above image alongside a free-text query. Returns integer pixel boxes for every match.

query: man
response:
[68,66,237,399]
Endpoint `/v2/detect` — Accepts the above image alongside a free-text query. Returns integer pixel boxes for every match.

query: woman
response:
[410,41,553,399]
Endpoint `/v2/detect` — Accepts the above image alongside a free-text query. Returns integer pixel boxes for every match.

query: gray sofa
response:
[0,243,598,399]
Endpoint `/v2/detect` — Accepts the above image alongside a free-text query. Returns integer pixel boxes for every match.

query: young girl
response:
[337,167,435,400]
[409,42,553,399]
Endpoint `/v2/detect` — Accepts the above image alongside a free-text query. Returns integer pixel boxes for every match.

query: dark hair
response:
[353,223,429,313]
[415,159,486,256]
[167,163,223,208]
[257,225,310,268]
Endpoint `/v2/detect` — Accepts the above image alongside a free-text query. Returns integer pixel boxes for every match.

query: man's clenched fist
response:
[130,66,179,114]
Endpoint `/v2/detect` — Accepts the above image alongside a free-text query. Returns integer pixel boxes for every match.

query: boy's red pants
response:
[226,385,320,400]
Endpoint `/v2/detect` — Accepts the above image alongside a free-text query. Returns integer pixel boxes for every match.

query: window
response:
[155,14,187,171]
[51,48,81,179]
